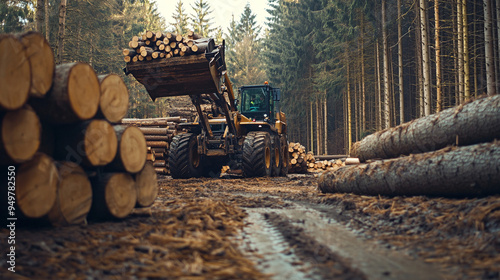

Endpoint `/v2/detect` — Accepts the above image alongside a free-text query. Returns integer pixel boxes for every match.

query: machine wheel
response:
[168,133,203,179]
[279,135,289,176]
[271,135,282,177]
[242,131,272,177]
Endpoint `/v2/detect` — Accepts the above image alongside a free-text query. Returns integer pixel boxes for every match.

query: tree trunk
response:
[16,153,58,218]
[316,96,320,155]
[0,35,31,110]
[47,162,92,226]
[398,0,405,122]
[462,0,470,100]
[107,125,147,173]
[382,0,391,128]
[97,74,129,123]
[350,94,500,162]
[54,120,118,167]
[435,0,443,112]
[45,0,49,41]
[57,0,68,64]
[135,162,158,208]
[497,0,500,94]
[376,40,382,131]
[420,0,432,115]
[35,0,45,34]
[347,56,352,152]
[18,31,55,98]
[484,0,497,95]
[457,0,465,103]
[360,14,367,132]
[320,142,500,197]
[89,173,137,219]
[30,62,100,124]
[0,106,41,164]
[324,94,328,154]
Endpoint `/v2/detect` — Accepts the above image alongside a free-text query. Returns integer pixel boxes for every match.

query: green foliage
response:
[0,0,33,33]
[171,0,189,35]
[190,0,214,37]
[226,4,266,88]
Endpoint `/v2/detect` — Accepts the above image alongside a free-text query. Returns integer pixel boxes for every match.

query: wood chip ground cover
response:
[1,174,499,279]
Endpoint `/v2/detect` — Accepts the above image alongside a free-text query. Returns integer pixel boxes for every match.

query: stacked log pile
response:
[123,30,213,62]
[121,117,185,175]
[319,94,500,197]
[288,142,346,173]
[0,32,157,226]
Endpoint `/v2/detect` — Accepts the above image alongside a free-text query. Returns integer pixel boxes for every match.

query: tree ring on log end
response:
[17,153,58,218]
[98,74,129,123]
[68,63,100,120]
[105,173,137,219]
[0,35,31,110]
[2,106,41,163]
[121,126,147,173]
[84,120,118,166]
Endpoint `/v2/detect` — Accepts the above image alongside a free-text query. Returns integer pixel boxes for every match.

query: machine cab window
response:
[241,87,267,112]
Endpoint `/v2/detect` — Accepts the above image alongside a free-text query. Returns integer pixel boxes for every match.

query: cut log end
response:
[120,126,147,173]
[85,120,118,166]
[0,34,30,110]
[67,63,101,120]
[48,162,92,226]
[19,31,55,98]
[1,106,41,164]
[17,153,58,218]
[98,74,129,123]
[135,162,158,207]
[104,173,137,219]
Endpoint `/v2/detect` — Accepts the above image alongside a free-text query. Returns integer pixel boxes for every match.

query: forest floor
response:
[2,173,500,279]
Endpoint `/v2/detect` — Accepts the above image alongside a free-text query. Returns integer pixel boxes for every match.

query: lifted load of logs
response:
[0,32,158,227]
[123,30,214,62]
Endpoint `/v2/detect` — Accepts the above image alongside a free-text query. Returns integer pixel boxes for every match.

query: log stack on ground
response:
[123,30,213,62]
[287,142,345,173]
[0,32,157,226]
[121,117,184,175]
[320,95,500,197]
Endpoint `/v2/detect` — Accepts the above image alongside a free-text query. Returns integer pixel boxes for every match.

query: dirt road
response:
[2,174,499,279]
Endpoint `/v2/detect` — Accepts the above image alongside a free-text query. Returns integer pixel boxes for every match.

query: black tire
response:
[271,134,282,177]
[242,131,272,177]
[279,135,289,176]
[168,133,203,179]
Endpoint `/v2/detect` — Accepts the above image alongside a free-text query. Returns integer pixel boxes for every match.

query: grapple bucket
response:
[125,42,226,100]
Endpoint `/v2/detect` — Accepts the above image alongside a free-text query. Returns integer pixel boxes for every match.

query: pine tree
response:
[171,0,189,35]
[190,0,214,37]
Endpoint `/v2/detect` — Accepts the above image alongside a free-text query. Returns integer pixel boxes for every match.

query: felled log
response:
[47,162,92,226]
[0,106,41,164]
[16,153,58,218]
[121,116,182,124]
[89,173,137,219]
[144,135,172,142]
[18,31,54,98]
[319,141,500,197]
[54,120,117,167]
[30,62,100,123]
[146,141,169,148]
[137,127,171,135]
[107,125,147,173]
[351,95,500,162]
[0,34,31,110]
[135,162,158,208]
[97,74,129,123]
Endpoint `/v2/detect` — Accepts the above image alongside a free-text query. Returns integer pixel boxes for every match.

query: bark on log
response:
[0,106,41,164]
[153,160,166,167]
[97,74,129,123]
[351,95,500,162]
[319,141,500,197]
[0,34,31,110]
[18,31,54,98]
[122,116,182,124]
[146,141,169,148]
[30,62,100,123]
[137,127,171,135]
[144,135,172,142]
[54,120,117,167]
[47,162,92,226]
[108,125,147,173]
[16,153,58,218]
[89,173,137,219]
[135,162,158,208]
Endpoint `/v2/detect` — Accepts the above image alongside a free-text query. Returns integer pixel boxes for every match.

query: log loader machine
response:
[125,40,288,178]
